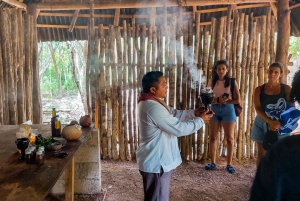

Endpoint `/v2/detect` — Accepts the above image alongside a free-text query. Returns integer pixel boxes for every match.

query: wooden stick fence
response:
[0,9,42,125]
[87,11,277,162]
[0,8,279,163]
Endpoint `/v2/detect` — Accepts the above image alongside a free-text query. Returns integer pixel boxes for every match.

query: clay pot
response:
[62,124,82,141]
[79,115,92,128]
[70,120,79,125]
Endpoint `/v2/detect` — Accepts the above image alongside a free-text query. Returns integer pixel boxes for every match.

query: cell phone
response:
[222,93,229,98]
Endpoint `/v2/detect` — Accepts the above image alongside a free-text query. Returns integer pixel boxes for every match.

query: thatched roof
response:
[2,0,300,41]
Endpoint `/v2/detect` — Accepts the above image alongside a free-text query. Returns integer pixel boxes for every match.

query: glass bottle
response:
[54,115,61,137]
[51,108,56,137]
[36,151,44,165]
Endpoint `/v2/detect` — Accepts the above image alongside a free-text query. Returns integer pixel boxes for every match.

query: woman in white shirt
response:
[204,60,240,174]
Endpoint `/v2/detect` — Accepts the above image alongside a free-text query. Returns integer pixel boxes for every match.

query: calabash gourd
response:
[62,124,82,141]
[79,115,92,128]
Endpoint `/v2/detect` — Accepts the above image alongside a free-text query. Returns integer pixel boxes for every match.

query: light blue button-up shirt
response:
[136,100,204,173]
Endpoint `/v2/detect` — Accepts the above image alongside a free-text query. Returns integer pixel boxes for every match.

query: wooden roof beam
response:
[38,3,271,18]
[290,3,300,9]
[149,7,156,28]
[34,0,276,10]
[68,10,80,32]
[3,0,27,10]
[36,19,231,30]
[193,6,197,20]
[114,8,120,27]
[269,3,277,20]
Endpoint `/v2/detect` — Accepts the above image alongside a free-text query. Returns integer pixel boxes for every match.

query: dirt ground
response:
[46,157,257,201]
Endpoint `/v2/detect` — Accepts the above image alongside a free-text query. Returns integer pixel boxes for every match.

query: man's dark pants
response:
[139,168,173,201]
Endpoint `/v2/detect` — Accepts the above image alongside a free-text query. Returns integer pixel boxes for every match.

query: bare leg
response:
[209,121,221,164]
[222,122,236,165]
[256,142,267,168]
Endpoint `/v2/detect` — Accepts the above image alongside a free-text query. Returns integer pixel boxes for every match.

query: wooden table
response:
[0,124,92,201]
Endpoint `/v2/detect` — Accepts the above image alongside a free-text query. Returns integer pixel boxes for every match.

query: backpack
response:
[230,78,243,117]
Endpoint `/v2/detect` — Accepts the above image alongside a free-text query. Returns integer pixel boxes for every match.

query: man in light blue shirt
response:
[136,71,214,201]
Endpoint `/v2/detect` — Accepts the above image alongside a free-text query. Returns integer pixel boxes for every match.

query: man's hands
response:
[195,108,214,123]
[269,120,281,131]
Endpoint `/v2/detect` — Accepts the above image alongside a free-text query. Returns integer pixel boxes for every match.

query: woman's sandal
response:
[205,163,216,170]
[226,164,236,174]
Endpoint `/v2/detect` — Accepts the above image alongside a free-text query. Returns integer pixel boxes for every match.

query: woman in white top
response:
[204,60,241,174]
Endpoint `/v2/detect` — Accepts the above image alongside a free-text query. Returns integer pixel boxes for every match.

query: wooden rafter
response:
[36,9,40,19]
[290,3,300,9]
[2,0,27,10]
[38,3,270,19]
[149,7,156,28]
[269,2,277,20]
[114,8,120,27]
[34,0,276,10]
[193,6,197,20]
[68,10,80,32]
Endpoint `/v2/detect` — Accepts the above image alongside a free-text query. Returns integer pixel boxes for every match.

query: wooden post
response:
[176,7,182,110]
[127,22,134,160]
[116,26,124,161]
[207,18,216,81]
[215,17,224,61]
[231,10,239,78]
[168,15,176,108]
[98,24,107,160]
[276,0,290,82]
[17,9,26,124]
[245,13,254,159]
[110,25,119,160]
[202,29,209,80]
[65,158,75,201]
[226,5,233,63]
[0,16,3,124]
[258,16,266,85]
[28,6,43,124]
[105,34,112,159]
[235,13,244,82]
[269,16,276,64]
[264,8,271,79]
[237,14,248,161]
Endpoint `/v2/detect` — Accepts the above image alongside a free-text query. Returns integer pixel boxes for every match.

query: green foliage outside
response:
[39,41,86,97]
[289,36,300,62]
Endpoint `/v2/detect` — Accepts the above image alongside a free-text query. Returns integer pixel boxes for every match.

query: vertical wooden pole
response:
[168,15,176,108]
[98,24,107,160]
[258,16,266,86]
[276,0,290,82]
[8,9,17,125]
[0,13,4,125]
[105,34,112,159]
[245,14,254,159]
[269,16,276,64]
[235,13,244,82]
[28,5,43,124]
[126,22,133,160]
[226,5,233,63]
[17,9,26,124]
[116,26,124,160]
[110,25,119,160]
[207,18,216,81]
[237,14,248,161]
[65,158,75,201]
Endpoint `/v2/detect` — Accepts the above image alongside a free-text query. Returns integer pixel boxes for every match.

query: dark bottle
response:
[54,115,61,137]
[51,108,56,137]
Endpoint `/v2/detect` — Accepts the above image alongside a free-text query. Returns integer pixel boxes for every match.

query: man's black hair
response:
[290,70,300,103]
[142,71,163,93]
